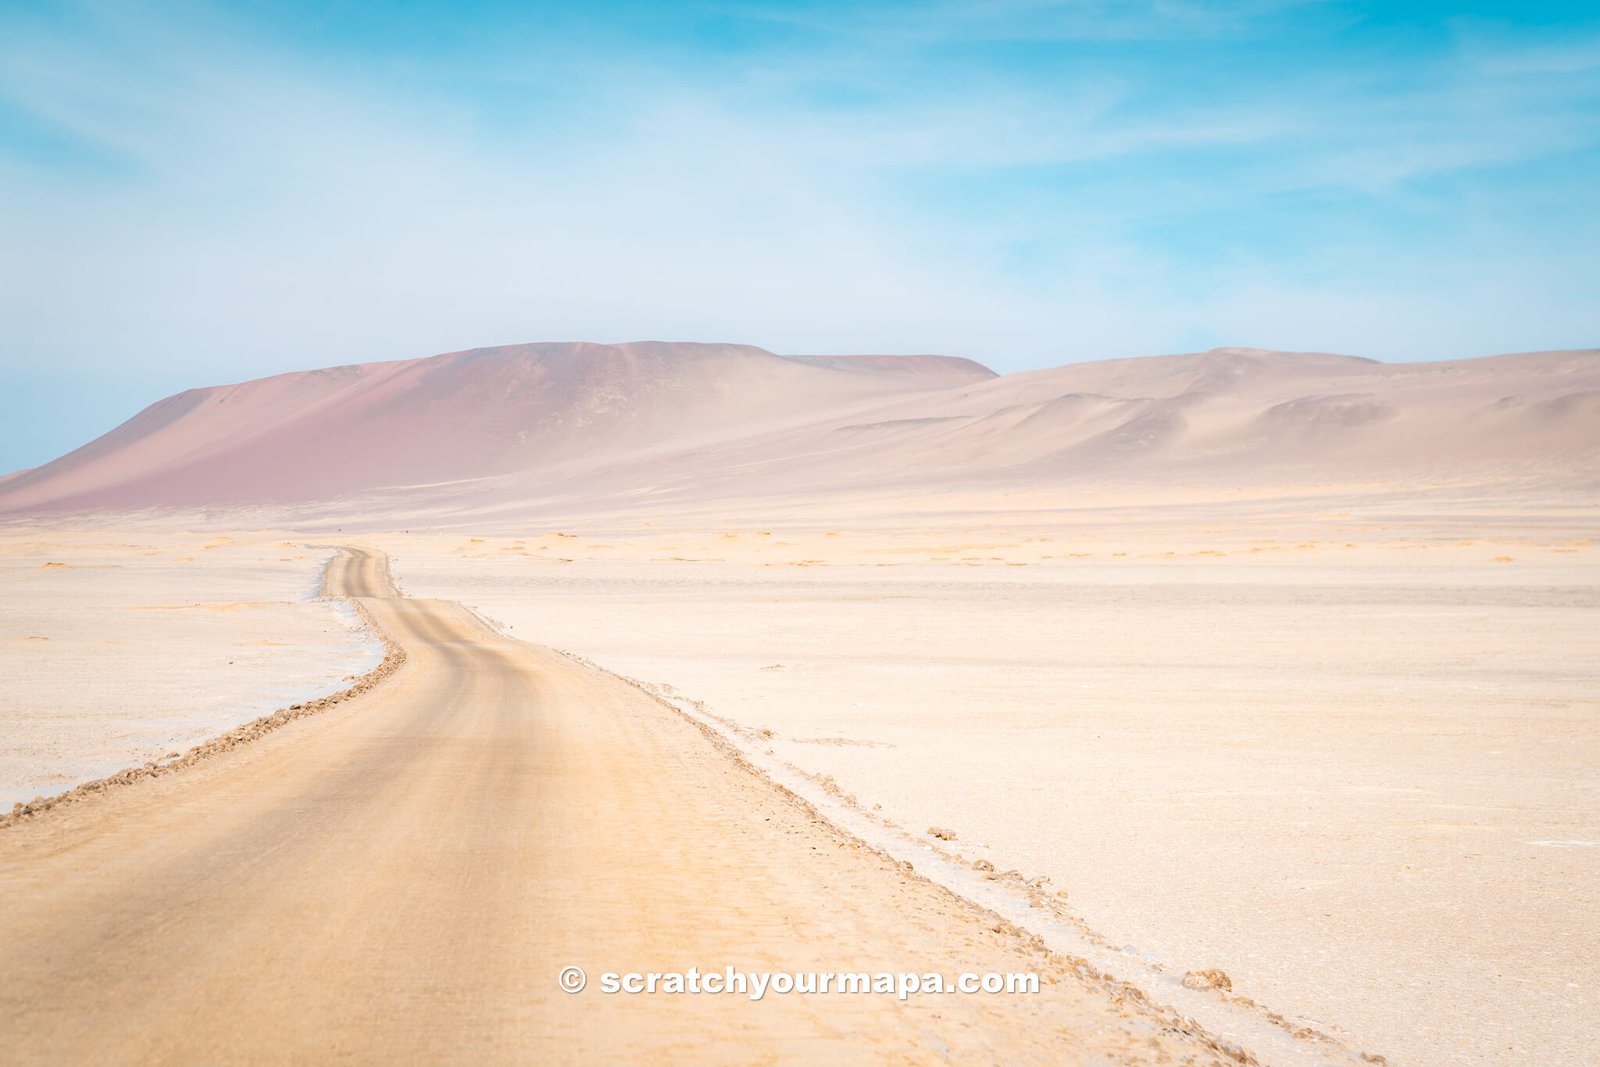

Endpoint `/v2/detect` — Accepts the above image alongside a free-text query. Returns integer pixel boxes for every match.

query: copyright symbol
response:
[558,965,587,994]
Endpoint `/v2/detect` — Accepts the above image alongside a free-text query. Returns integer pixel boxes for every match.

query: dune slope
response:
[2,343,1594,521]
[0,342,993,513]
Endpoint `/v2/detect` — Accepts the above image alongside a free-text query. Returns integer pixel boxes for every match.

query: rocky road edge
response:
[539,640,1269,1067]
[534,635,1394,1067]
[1,576,405,831]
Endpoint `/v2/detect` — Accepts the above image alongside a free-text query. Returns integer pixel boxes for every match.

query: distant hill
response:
[0,342,992,514]
[2,342,1595,522]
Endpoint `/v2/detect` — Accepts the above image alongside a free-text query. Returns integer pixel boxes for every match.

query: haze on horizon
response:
[1,0,1597,474]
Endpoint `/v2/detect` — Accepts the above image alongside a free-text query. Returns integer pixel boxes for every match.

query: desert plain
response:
[1,342,1596,1065]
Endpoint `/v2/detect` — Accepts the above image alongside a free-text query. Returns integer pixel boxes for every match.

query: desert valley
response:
[2,341,1596,1065]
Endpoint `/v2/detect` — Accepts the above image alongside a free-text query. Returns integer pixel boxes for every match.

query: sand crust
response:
[0,531,382,806]
[380,504,1599,1067]
[0,547,1270,1065]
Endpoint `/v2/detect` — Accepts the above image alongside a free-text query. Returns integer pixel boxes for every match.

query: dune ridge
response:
[2,342,1594,521]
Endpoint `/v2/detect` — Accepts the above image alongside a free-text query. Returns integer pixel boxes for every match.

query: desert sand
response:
[0,531,378,807]
[376,505,1599,1067]
[1,342,1595,1064]
[0,547,1262,1065]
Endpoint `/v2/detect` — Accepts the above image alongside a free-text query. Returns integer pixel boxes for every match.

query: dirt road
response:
[0,548,1237,1064]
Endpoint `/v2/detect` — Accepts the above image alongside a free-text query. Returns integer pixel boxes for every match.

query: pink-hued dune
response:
[1,341,1595,520]
[716,346,1600,494]
[0,342,992,514]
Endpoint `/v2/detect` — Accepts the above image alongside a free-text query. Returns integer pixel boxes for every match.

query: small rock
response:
[1181,968,1233,992]
[973,859,996,872]
[928,826,957,841]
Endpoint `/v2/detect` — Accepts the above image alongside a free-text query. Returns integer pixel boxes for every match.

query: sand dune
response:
[0,342,991,514]
[705,346,1600,497]
[2,343,1593,522]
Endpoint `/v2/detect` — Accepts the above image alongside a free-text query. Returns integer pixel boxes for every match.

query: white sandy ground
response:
[0,531,380,807]
[0,547,1269,1066]
[3,503,1596,1066]
[374,509,1600,1067]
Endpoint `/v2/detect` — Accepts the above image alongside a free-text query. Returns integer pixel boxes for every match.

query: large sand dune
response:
[0,342,992,514]
[2,343,1594,522]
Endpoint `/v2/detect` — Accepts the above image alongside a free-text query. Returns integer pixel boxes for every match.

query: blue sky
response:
[1,0,1597,472]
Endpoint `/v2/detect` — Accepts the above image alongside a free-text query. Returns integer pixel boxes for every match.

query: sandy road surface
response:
[0,548,1241,1065]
